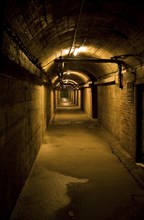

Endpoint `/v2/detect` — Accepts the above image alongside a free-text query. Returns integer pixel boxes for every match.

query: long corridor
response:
[10,99,144,220]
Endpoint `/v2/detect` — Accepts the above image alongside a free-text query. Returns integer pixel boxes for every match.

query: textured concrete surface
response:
[0,74,53,220]
[10,99,144,220]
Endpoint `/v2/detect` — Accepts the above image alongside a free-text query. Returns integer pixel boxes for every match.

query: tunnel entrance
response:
[136,84,144,163]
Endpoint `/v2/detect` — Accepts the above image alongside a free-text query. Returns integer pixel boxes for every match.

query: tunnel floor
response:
[10,98,144,220]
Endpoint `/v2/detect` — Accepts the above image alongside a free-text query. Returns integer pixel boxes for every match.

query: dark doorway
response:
[136,84,144,163]
[92,85,98,118]
[81,88,84,111]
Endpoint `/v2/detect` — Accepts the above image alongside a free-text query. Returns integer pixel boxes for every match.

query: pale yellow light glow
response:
[56,79,78,87]
[52,75,58,83]
[51,70,90,85]
[73,50,78,56]
[63,72,70,75]
[73,47,87,56]
[63,46,88,56]
[42,45,116,72]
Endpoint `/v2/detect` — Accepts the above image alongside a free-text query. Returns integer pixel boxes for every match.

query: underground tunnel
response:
[0,0,144,219]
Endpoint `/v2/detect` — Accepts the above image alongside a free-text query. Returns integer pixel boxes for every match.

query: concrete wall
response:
[0,31,55,219]
[78,90,81,108]
[54,90,58,110]
[50,88,55,122]
[0,70,53,219]
[56,90,60,106]
[70,90,75,102]
[83,87,92,118]
[74,90,78,105]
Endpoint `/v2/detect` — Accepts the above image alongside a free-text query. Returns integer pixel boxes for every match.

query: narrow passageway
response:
[2,2,144,219]
[10,99,144,220]
[53,98,91,124]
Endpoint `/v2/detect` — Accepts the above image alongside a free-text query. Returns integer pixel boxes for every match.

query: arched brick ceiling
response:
[4,0,144,84]
[52,70,90,88]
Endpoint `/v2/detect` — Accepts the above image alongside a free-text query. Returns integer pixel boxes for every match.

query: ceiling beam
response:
[54,57,125,88]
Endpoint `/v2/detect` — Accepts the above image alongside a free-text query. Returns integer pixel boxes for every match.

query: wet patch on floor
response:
[10,169,88,220]
[55,181,90,220]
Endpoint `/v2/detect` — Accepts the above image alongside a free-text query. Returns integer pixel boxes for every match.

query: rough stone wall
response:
[98,78,136,159]
[120,78,136,158]
[0,74,52,219]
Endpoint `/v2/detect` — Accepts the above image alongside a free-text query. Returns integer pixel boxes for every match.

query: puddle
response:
[10,169,88,220]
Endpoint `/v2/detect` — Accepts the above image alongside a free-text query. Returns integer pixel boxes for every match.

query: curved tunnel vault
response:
[3,0,144,85]
[1,1,144,219]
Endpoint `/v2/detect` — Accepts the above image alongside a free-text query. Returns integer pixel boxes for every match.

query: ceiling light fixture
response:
[73,46,87,56]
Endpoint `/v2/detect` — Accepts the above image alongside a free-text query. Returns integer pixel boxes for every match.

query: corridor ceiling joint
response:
[54,56,126,89]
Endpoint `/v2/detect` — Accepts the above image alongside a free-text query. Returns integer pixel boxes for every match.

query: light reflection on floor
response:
[58,98,75,107]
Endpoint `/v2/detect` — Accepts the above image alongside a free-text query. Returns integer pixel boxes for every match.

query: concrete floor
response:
[10,99,144,220]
